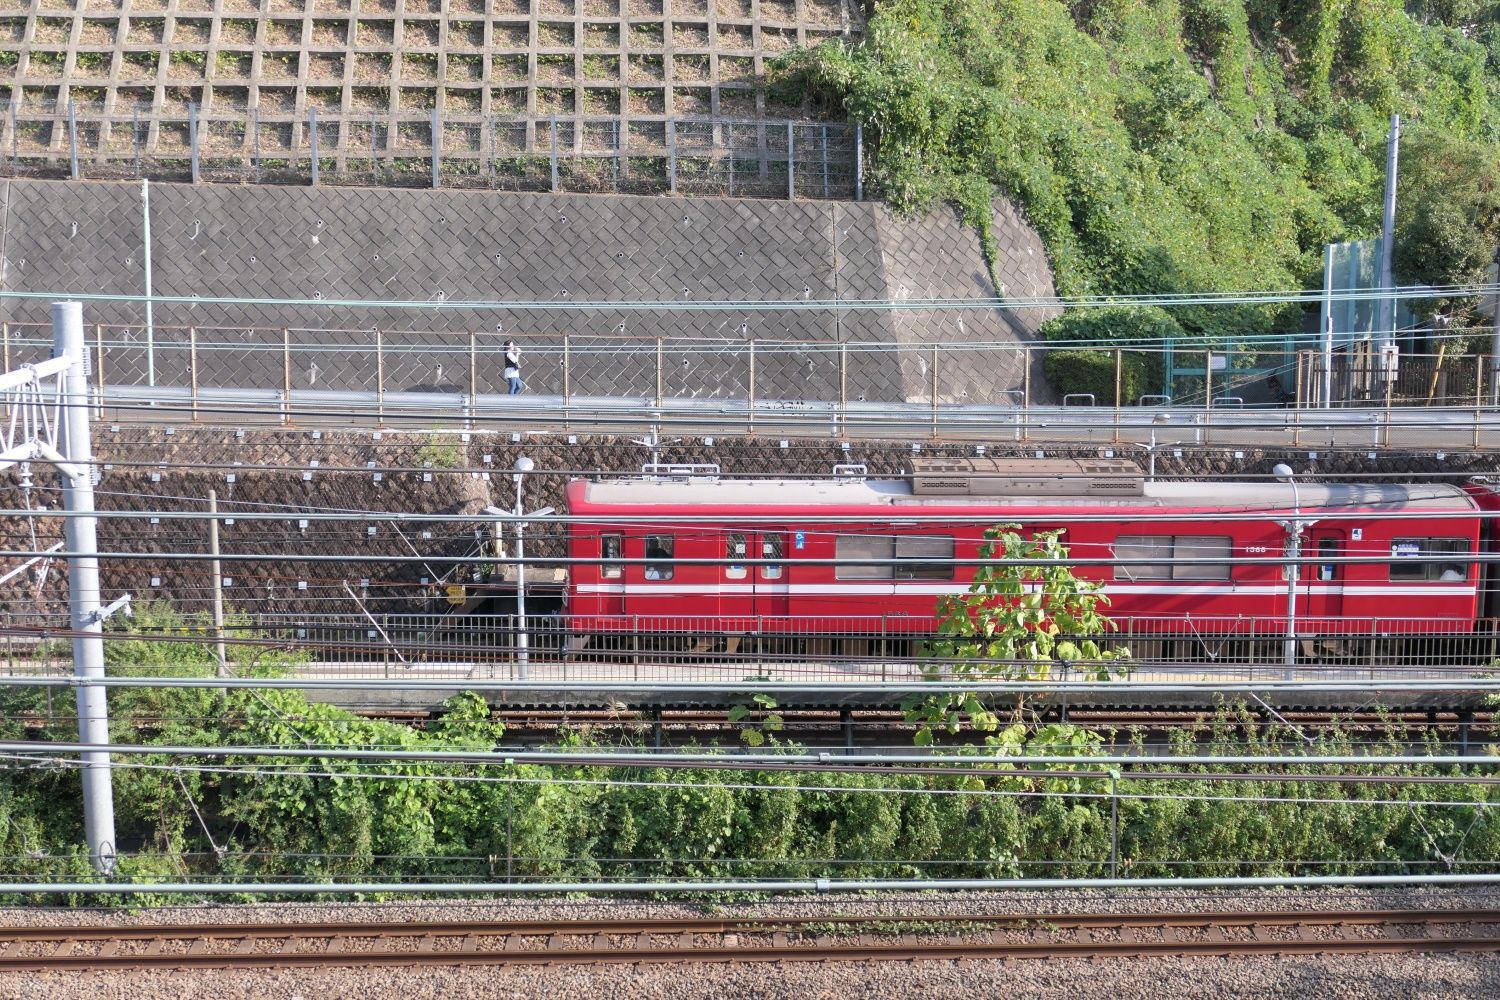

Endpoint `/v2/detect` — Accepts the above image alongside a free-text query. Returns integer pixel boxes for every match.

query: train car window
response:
[761,533,784,580]
[725,534,748,580]
[894,535,954,580]
[644,535,675,580]
[836,535,894,579]
[1171,535,1232,581]
[1114,535,1172,580]
[1390,537,1470,582]
[601,534,623,580]
[1317,538,1338,581]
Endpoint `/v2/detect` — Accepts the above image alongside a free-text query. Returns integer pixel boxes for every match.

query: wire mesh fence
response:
[4,612,1499,683]
[3,323,1495,414]
[0,101,863,200]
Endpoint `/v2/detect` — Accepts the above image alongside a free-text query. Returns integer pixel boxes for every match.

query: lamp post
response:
[512,456,533,679]
[1274,463,1304,678]
[1139,413,1175,483]
[486,466,554,683]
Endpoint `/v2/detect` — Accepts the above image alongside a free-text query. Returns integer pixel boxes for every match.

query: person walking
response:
[503,340,524,395]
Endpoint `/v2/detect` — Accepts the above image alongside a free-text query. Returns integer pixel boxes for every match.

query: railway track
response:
[3,908,1499,969]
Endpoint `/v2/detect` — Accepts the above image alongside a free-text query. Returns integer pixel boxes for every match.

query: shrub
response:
[1043,349,1163,405]
[1038,305,1185,347]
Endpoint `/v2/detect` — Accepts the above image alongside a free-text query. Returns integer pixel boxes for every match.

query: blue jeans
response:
[508,377,523,394]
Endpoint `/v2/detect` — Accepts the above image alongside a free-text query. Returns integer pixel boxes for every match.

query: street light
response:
[512,456,534,678]
[485,458,552,680]
[1138,413,1175,482]
[1273,463,1304,677]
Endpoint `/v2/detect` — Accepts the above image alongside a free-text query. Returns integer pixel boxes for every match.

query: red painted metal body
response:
[563,476,1484,637]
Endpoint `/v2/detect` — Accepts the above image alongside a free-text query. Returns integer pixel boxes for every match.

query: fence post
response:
[839,342,847,438]
[820,125,829,199]
[469,329,477,408]
[619,115,629,182]
[1384,376,1394,446]
[1113,347,1123,444]
[549,114,559,193]
[786,122,794,200]
[188,102,200,184]
[189,325,199,421]
[430,106,440,189]
[930,344,939,439]
[9,100,18,173]
[1476,360,1484,449]
[1,322,8,372]
[563,333,572,430]
[308,107,319,186]
[667,118,677,194]
[93,324,105,418]
[1022,345,1031,409]
[67,101,80,181]
[854,123,863,202]
[1109,774,1119,878]
[375,328,385,426]
[485,112,494,186]
[281,327,292,426]
[748,337,756,435]
[655,336,664,407]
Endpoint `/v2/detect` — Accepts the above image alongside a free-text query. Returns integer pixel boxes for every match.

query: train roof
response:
[571,477,1477,512]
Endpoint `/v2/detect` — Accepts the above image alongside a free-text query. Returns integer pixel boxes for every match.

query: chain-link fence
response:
[0,101,863,200]
[8,322,1499,430]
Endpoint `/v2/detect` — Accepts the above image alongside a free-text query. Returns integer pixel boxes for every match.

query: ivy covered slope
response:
[786,0,1500,334]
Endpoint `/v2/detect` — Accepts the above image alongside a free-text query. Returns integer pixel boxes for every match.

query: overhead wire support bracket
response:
[85,594,132,627]
[0,542,63,586]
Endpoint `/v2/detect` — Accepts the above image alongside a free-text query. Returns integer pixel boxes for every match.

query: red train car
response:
[563,459,1482,646]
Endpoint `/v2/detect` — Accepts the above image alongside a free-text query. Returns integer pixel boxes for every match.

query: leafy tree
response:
[779,0,1500,342]
[903,525,1129,745]
[1395,131,1500,327]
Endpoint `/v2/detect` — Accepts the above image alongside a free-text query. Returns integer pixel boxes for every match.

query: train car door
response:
[720,531,755,620]
[1301,527,1345,621]
[752,530,790,619]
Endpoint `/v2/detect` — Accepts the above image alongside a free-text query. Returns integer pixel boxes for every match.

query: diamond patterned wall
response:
[0,177,1059,402]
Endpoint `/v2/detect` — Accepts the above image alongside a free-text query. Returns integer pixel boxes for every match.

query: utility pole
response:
[1376,114,1401,355]
[485,461,553,682]
[53,301,118,874]
[208,489,228,682]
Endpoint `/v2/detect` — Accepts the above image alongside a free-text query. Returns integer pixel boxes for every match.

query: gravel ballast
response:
[2,888,1498,998]
[13,953,1500,1000]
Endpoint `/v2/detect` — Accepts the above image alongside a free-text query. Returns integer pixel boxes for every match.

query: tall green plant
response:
[904,525,1129,745]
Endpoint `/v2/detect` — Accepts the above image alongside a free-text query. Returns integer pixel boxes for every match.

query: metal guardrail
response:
[6,323,1499,445]
[5,613,1498,683]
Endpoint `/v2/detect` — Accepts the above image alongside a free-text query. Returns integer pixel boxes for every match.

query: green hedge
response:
[1038,305,1184,347]
[1043,349,1163,405]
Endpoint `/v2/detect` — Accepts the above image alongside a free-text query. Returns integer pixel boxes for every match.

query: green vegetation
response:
[1037,305,1174,400]
[907,525,1128,744]
[781,0,1500,340]
[416,431,465,469]
[4,604,1500,900]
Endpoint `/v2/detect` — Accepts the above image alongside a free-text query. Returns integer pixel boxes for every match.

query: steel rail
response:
[0,908,1497,969]
[11,873,1500,894]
